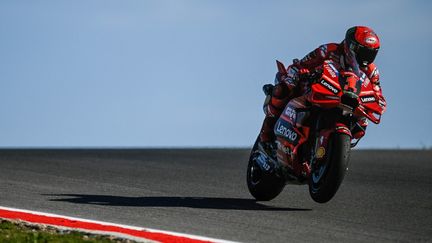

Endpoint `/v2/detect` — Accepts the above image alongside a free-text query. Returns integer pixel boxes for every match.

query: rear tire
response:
[309,133,350,203]
[247,138,285,201]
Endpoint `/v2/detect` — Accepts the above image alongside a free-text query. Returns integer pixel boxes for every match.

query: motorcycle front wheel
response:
[247,137,285,201]
[309,133,351,203]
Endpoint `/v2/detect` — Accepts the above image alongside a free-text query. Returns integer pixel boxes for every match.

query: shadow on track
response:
[44,194,311,211]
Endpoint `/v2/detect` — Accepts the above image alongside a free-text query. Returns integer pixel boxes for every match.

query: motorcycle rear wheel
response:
[247,137,285,201]
[309,133,351,203]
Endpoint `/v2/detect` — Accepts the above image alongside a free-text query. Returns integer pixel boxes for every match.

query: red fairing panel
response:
[356,74,386,124]
[275,97,310,176]
[308,61,342,107]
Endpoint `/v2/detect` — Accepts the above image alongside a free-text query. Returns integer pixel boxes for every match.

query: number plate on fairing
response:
[254,150,276,173]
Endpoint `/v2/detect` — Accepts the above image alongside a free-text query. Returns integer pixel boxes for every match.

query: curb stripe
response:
[0,206,237,243]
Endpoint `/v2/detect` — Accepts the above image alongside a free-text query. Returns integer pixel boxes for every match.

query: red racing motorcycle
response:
[247,59,386,203]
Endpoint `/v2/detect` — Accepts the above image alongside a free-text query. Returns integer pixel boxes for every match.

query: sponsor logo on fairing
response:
[275,122,298,142]
[316,147,326,159]
[326,66,336,78]
[320,79,339,94]
[362,74,370,87]
[284,107,296,121]
[361,96,376,103]
[325,62,339,78]
[276,140,292,155]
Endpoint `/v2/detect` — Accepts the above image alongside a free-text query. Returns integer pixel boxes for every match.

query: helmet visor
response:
[355,45,378,66]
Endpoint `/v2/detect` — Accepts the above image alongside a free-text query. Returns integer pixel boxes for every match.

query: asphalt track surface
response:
[0,149,431,243]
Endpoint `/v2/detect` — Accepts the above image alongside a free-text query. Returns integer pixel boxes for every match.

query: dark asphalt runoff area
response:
[0,149,431,242]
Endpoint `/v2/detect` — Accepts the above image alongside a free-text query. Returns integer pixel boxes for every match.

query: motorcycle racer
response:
[260,26,386,153]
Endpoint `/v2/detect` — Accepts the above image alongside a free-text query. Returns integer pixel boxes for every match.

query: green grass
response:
[0,220,129,243]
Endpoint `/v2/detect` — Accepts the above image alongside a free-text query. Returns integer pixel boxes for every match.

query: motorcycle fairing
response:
[355,75,386,124]
[274,96,310,176]
[308,61,343,107]
[307,60,385,124]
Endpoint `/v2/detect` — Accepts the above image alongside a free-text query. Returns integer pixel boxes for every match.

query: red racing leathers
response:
[260,43,386,143]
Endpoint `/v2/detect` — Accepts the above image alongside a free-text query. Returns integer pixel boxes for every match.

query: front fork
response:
[310,112,353,169]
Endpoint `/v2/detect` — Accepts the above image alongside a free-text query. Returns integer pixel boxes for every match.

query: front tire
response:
[247,138,285,201]
[309,133,351,203]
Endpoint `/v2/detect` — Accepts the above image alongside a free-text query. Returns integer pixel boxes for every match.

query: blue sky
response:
[1,0,431,148]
